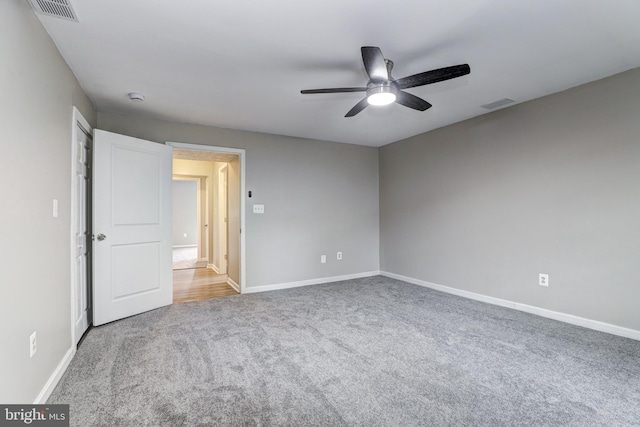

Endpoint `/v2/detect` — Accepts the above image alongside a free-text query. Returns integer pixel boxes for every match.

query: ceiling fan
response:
[301,46,470,117]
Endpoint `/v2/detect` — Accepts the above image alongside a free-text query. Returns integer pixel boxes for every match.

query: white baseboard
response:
[228,278,240,293]
[33,346,75,404]
[209,264,220,274]
[244,271,380,294]
[380,271,640,342]
[172,244,197,248]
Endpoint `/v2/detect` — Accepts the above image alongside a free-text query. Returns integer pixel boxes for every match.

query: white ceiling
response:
[35,0,640,147]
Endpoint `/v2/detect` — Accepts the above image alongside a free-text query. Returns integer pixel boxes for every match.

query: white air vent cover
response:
[28,0,78,22]
[481,98,515,110]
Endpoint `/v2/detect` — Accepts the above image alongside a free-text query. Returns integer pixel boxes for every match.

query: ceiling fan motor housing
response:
[366,82,397,106]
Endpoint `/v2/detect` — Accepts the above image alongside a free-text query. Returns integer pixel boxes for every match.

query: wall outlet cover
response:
[539,273,549,287]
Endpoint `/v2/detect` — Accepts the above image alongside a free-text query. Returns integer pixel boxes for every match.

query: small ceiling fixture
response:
[128,92,145,102]
[481,98,515,110]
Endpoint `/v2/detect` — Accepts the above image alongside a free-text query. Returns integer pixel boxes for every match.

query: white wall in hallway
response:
[172,180,198,247]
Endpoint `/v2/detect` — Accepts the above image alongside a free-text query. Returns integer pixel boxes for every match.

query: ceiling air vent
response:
[481,98,515,110]
[28,0,78,22]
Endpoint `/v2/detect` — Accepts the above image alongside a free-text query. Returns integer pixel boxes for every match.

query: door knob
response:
[97,233,106,241]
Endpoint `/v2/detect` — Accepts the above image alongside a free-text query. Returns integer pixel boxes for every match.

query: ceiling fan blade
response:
[394,64,470,90]
[395,91,432,111]
[361,46,388,83]
[301,87,367,94]
[345,98,369,117]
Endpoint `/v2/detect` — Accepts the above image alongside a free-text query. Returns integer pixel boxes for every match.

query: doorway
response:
[172,177,207,270]
[89,131,246,326]
[170,145,244,303]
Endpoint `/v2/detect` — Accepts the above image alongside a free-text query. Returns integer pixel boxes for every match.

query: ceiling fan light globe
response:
[367,92,396,106]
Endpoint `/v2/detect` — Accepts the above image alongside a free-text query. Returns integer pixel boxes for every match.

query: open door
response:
[93,130,173,326]
[71,108,92,343]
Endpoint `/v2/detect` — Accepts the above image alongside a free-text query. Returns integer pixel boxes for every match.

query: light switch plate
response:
[253,204,264,214]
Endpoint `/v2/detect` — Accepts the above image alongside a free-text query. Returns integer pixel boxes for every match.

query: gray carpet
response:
[48,276,640,426]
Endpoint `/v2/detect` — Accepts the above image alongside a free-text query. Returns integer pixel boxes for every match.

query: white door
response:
[93,130,173,326]
[72,119,91,343]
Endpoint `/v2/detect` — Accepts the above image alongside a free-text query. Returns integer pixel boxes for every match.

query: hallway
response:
[172,247,238,303]
[173,268,238,304]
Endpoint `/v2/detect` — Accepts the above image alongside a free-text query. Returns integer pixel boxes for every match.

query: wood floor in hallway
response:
[173,268,239,304]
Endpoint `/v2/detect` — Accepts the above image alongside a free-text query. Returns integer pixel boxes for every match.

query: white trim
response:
[33,346,75,404]
[380,271,640,342]
[166,142,246,294]
[513,303,640,341]
[172,244,198,249]
[227,278,240,293]
[217,164,229,275]
[243,271,380,294]
[70,107,92,347]
[209,263,220,273]
[381,271,515,309]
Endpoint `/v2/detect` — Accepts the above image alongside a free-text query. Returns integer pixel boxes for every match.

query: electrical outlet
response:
[337,252,343,260]
[320,255,326,264]
[30,332,37,358]
[539,273,549,287]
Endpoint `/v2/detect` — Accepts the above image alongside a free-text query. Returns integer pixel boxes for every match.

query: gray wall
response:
[172,180,198,246]
[97,113,380,289]
[380,68,640,331]
[0,0,96,402]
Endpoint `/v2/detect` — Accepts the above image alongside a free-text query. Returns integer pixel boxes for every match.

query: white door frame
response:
[70,107,92,346]
[166,142,246,293]
[218,164,228,274]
